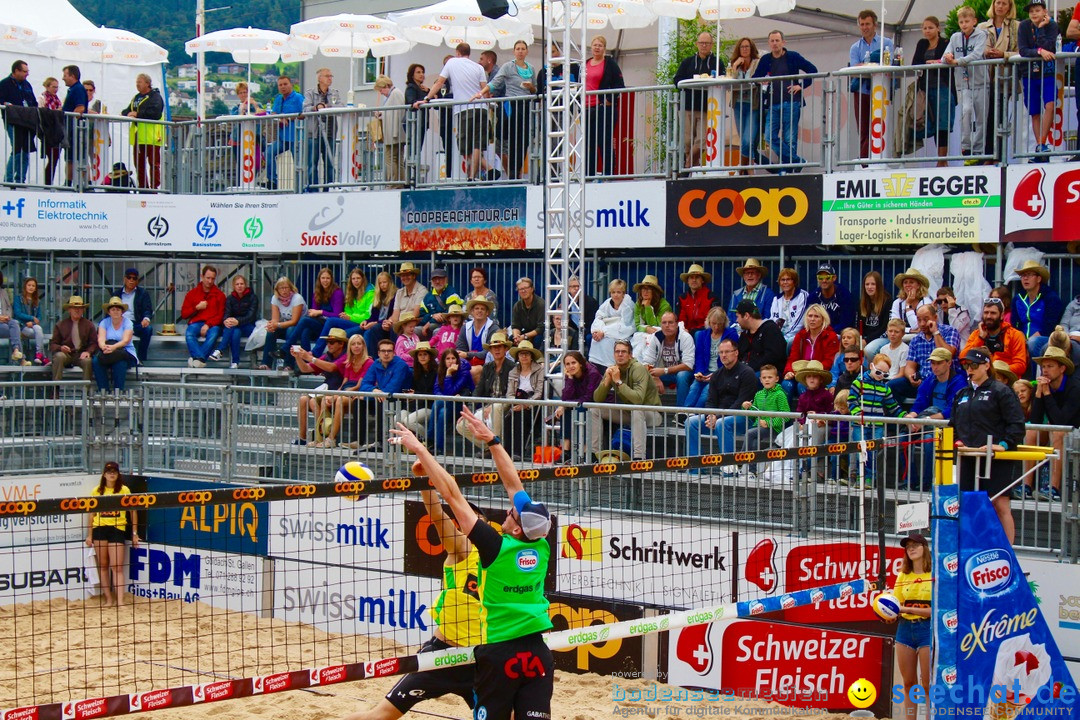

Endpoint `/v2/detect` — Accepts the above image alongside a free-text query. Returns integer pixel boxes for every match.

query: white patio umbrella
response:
[389,0,534,51]
[289,14,413,94]
[0,20,37,52]
[185,27,297,105]
[514,0,657,31]
[37,26,168,65]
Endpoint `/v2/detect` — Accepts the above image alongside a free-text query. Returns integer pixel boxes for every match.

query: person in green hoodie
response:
[390,406,553,720]
[311,267,375,357]
[741,363,790,475]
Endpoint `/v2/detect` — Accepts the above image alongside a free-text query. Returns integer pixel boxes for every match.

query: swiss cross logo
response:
[675,624,713,675]
[744,538,778,594]
[1014,168,1046,220]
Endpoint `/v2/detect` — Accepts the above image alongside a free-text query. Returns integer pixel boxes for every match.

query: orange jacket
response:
[961,321,1028,378]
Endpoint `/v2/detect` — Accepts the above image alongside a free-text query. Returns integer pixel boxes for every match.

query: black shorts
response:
[958,456,1021,498]
[473,632,553,720]
[385,637,475,713]
[91,526,127,544]
[457,109,489,156]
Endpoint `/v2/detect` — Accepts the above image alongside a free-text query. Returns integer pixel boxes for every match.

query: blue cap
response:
[513,490,551,540]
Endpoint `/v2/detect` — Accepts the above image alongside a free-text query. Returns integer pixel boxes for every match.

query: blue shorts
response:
[1023,75,1056,116]
[895,617,932,650]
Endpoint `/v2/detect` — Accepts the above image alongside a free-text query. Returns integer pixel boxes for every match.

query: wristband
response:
[999,441,1009,451]
[487,436,502,447]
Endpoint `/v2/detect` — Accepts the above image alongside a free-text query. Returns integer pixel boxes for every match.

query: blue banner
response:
[933,482,961,692]
[146,477,268,556]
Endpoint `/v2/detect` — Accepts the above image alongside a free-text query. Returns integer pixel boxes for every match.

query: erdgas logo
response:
[676,187,808,236]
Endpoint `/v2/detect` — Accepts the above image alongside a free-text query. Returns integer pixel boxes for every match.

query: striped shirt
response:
[848,372,903,418]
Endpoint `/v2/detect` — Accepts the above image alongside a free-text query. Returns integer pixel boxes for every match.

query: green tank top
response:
[477,534,552,643]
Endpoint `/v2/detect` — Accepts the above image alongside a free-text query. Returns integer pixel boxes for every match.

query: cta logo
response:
[146,214,169,239]
[516,548,539,571]
[675,186,808,236]
[1015,167,1046,220]
[196,215,219,240]
[965,549,1013,595]
[243,216,264,240]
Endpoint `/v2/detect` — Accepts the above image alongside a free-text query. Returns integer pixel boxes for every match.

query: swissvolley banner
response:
[400,187,526,251]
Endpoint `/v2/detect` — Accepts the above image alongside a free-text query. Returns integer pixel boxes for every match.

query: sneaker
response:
[1012,484,1034,500]
[186,357,194,368]
[209,350,222,362]
[229,362,239,369]
[720,464,737,477]
[291,438,307,446]
[191,359,206,368]
[1047,487,1062,502]
[33,352,45,365]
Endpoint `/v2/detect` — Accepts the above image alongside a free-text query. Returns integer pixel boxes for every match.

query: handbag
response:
[367,117,384,144]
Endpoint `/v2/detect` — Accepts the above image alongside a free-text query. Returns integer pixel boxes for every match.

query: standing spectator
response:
[394,311,422,367]
[111,268,153,365]
[85,462,139,607]
[753,31,817,172]
[1012,260,1064,359]
[894,304,962,400]
[361,271,397,356]
[49,295,97,381]
[849,10,894,160]
[847,352,905,486]
[583,36,625,177]
[375,75,407,188]
[40,76,62,185]
[728,258,775,322]
[13,277,46,365]
[464,267,499,323]
[687,306,740,410]
[783,304,840,397]
[124,73,164,189]
[505,340,545,460]
[92,297,136,391]
[312,268,374,357]
[911,17,956,166]
[180,265,225,368]
[510,277,544,347]
[673,31,722,169]
[61,66,87,187]
[590,339,661,461]
[808,263,855,330]
[265,76,303,190]
[260,277,306,370]
[962,297,1028,380]
[685,338,761,470]
[303,68,341,190]
[212,275,259,369]
[588,279,635,370]
[632,274,671,336]
[769,267,808,345]
[641,311,696,406]
[419,267,460,340]
[677,263,719,334]
[390,262,429,329]
[0,271,22,364]
[859,270,892,358]
[1018,0,1059,161]
[479,50,499,83]
[936,286,973,344]
[434,54,456,180]
[472,332,516,438]
[404,64,429,158]
[457,297,500,382]
[229,82,262,185]
[1028,346,1079,500]
[943,7,989,163]
[432,303,466,356]
[291,267,344,355]
[293,329,349,446]
[727,37,764,171]
[735,299,788,374]
[981,0,1019,157]
[357,339,412,451]
[1,60,36,184]
[431,347,475,452]
[327,334,375,450]
[422,43,488,181]
[480,41,538,181]
[891,268,933,335]
[554,350,602,457]
[83,80,103,114]
[742,364,790,476]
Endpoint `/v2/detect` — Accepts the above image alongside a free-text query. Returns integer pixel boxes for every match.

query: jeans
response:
[131,323,153,364]
[92,352,132,391]
[733,102,763,165]
[311,318,361,357]
[743,423,778,472]
[1028,335,1050,370]
[262,327,289,367]
[765,101,803,166]
[290,315,326,352]
[265,139,293,187]
[20,324,45,355]
[4,126,30,183]
[684,379,710,409]
[863,336,889,363]
[220,322,255,363]
[306,136,335,190]
[658,369,694,408]
[185,322,221,361]
[363,324,395,358]
[686,413,748,457]
[588,405,661,460]
[887,375,918,401]
[3,318,21,359]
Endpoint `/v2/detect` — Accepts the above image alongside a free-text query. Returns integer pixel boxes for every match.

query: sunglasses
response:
[984,297,1004,308]
[844,356,861,362]
[936,299,949,305]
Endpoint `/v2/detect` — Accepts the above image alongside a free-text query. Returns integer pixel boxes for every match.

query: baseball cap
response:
[900,533,928,548]
[513,491,551,541]
[962,347,992,365]
[816,263,837,276]
[431,267,449,279]
[124,268,139,278]
[928,348,953,363]
[1027,0,1046,7]
[735,299,758,315]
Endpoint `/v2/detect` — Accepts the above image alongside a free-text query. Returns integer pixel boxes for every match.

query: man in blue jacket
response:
[265,75,303,190]
[903,347,966,489]
[0,60,37,184]
[752,31,818,172]
[1012,260,1064,363]
[357,338,412,451]
[111,268,154,364]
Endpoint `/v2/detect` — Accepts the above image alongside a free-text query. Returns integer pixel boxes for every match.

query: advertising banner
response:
[667,619,891,714]
[1023,558,1080,678]
[279,191,401,253]
[128,542,262,613]
[125,195,283,253]
[548,591,644,677]
[0,543,95,604]
[665,175,822,246]
[268,496,402,573]
[146,477,268,557]
[0,473,97,548]
[0,189,126,251]
[1004,165,1080,243]
[821,168,1000,245]
[525,181,667,249]
[400,187,526,251]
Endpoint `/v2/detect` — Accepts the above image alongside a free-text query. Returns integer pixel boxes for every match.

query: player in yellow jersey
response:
[887,533,933,720]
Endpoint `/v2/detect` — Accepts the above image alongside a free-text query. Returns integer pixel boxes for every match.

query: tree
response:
[208,97,229,117]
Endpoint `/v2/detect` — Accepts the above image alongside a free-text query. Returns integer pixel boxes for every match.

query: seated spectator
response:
[859,271,892,358]
[398,341,439,445]
[808,264,855,330]
[13,277,46,365]
[510,277,544,347]
[783,304,839,398]
[641,311,696,407]
[728,258,775,323]
[464,267,500,324]
[890,268,933,336]
[103,162,135,190]
[829,327,864,383]
[111,268,153,364]
[892,304,961,401]
[419,267,461,339]
[687,306,739,410]
[357,338,412,451]
[312,268,374,357]
[180,265,226,368]
[990,285,1013,324]
[394,311,422,367]
[92,297,137,392]
[49,296,97,381]
[290,267,344,356]
[292,328,348,446]
[936,286,972,344]
[1026,346,1080,501]
[632,274,671,336]
[432,303,466,356]
[432,347,476,453]
[904,347,966,489]
[505,340,545,460]
[834,345,864,393]
[361,271,398,356]
[260,277,306,370]
[212,275,259,369]
[848,352,905,486]
[457,297,500,383]
[961,297,1027,380]
[1012,260,1064,361]
[589,279,635,370]
[677,263,718,334]
[329,334,374,450]
[567,275,599,351]
[1060,294,1080,364]
[795,360,834,481]
[0,271,22,365]
[994,360,1019,388]
[736,299,788,374]
[391,262,428,330]
[769,267,808,345]
[881,319,909,380]
[685,338,760,472]
[590,339,662,461]
[548,310,578,358]
[554,350,602,457]
[470,332,516,439]
[742,364,790,477]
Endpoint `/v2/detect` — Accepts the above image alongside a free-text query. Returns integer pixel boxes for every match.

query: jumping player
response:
[342,489,482,720]
[391,406,553,720]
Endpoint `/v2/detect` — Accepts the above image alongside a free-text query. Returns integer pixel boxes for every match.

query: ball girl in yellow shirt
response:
[84,461,140,606]
[888,533,933,720]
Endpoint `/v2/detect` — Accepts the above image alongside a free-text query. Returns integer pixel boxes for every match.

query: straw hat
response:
[465,297,495,314]
[1033,345,1074,374]
[445,303,467,317]
[794,359,832,385]
[632,275,664,296]
[396,262,420,277]
[596,449,630,463]
[679,263,712,284]
[319,327,349,342]
[107,162,130,180]
[393,311,420,334]
[1015,260,1050,283]
[790,359,810,375]
[992,360,1018,386]
[62,295,90,310]
[509,339,542,361]
[408,341,435,359]
[101,296,129,312]
[483,331,512,350]
[893,267,930,290]
[736,258,769,277]
[160,324,178,335]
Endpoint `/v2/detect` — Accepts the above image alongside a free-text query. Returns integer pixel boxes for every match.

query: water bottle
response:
[274,358,284,372]
[882,46,891,67]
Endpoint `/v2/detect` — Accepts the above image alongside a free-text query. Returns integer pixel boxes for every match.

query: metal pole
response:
[196,0,206,121]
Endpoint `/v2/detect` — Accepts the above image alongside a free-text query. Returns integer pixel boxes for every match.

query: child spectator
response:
[1013,378,1034,418]
[742,364,790,476]
[830,389,853,481]
[882,318,910,379]
[943,6,989,162]
[794,360,834,482]
[394,311,421,367]
[432,304,466,356]
[830,327,864,384]
[848,352,905,486]
[1017,0,1059,159]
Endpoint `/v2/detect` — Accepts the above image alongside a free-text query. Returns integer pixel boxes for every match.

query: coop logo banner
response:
[1004,164,1080,243]
[0,189,125,251]
[822,168,1000,245]
[548,592,644,676]
[401,187,526,251]
[666,175,821,246]
[146,477,267,556]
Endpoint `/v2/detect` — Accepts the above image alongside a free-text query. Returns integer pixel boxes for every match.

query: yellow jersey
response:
[90,485,130,531]
[430,548,483,646]
[893,571,932,621]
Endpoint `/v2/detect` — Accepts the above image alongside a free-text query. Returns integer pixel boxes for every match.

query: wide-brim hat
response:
[393,311,420,334]
[736,258,769,277]
[1033,345,1075,374]
[1015,259,1050,283]
[445,304,466,317]
[679,263,712,284]
[794,359,832,385]
[894,267,930,291]
[62,295,90,310]
[408,340,435,359]
[632,275,664,296]
[319,327,349,342]
[483,331,512,350]
[465,297,495,314]
[108,163,130,179]
[101,296,128,312]
[596,448,630,463]
[790,359,810,375]
[396,262,420,277]
[509,339,542,361]
[992,360,1018,386]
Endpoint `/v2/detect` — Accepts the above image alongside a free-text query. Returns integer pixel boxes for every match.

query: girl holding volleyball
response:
[888,533,932,719]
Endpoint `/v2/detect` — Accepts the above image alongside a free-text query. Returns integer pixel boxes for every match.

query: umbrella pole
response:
[349,37,356,106]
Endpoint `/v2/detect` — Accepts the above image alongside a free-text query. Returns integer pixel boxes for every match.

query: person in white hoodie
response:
[588,279,635,370]
[641,311,697,407]
[943,6,989,162]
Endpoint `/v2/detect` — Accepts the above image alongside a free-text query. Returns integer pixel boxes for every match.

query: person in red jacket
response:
[782,303,839,399]
[961,297,1028,380]
[181,265,226,368]
[676,263,719,333]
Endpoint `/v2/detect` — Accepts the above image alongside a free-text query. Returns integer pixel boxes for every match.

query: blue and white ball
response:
[335,461,375,500]
[873,592,901,621]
